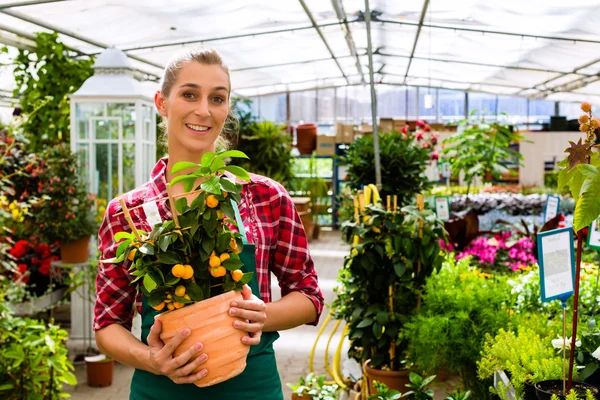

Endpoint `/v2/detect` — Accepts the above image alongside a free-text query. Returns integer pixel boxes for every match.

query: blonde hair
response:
[158,48,238,150]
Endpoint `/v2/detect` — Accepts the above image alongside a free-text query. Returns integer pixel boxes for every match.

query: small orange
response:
[219,253,230,262]
[152,302,166,311]
[230,238,238,250]
[173,302,185,309]
[234,246,242,255]
[209,256,221,268]
[171,264,185,278]
[231,269,243,282]
[127,248,137,261]
[223,192,228,198]
[206,195,219,208]
[182,265,194,280]
[174,285,186,297]
[184,294,191,301]
[210,266,227,278]
[167,303,175,311]
[216,210,225,220]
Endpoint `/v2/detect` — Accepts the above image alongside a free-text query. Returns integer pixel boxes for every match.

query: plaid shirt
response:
[94,157,323,331]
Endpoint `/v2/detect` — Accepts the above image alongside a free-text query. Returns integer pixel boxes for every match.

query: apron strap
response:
[231,199,249,245]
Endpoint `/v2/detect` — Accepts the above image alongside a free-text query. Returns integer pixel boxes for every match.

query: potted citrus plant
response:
[101,150,254,387]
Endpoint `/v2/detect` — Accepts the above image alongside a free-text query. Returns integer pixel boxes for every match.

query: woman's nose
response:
[194,97,210,117]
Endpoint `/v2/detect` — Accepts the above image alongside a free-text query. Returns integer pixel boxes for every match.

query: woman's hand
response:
[146,319,209,384]
[229,285,266,345]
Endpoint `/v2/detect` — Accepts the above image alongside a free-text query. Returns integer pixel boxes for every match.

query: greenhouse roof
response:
[0,0,599,103]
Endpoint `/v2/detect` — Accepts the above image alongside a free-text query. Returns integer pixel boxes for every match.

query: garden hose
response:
[324,318,342,378]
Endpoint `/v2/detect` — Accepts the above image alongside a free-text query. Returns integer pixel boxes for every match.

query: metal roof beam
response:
[402,0,430,84]
[117,21,343,53]
[0,8,164,72]
[235,73,364,91]
[377,18,600,46]
[384,72,527,91]
[332,0,365,84]
[0,0,70,9]
[231,55,355,72]
[298,0,349,85]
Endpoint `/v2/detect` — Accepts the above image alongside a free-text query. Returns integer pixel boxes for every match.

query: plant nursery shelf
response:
[8,287,67,316]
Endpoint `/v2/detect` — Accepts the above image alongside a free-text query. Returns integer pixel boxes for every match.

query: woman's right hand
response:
[146,319,208,384]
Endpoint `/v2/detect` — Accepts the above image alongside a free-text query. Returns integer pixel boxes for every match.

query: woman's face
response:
[155,62,230,155]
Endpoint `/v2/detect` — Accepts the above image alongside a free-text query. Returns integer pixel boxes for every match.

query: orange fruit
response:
[231,269,244,282]
[209,256,221,268]
[152,302,166,311]
[216,210,225,220]
[182,265,194,280]
[210,266,226,278]
[184,294,191,301]
[171,264,185,278]
[174,285,186,297]
[223,192,228,198]
[174,302,184,309]
[230,238,238,250]
[219,253,230,262]
[206,195,219,208]
[127,248,137,261]
[234,246,242,255]
[167,303,175,311]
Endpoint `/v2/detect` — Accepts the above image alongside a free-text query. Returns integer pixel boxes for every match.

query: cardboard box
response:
[379,118,393,133]
[336,123,355,143]
[316,135,336,156]
[393,119,407,133]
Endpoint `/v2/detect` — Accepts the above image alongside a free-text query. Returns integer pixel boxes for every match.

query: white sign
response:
[589,218,600,251]
[537,227,574,302]
[440,163,451,179]
[142,201,163,228]
[434,197,450,221]
[544,195,560,223]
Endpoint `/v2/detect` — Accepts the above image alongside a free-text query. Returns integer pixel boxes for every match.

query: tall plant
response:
[12,32,94,151]
[442,113,524,197]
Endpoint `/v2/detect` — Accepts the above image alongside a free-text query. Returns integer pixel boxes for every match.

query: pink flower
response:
[431,152,439,161]
[431,136,438,145]
[416,120,425,128]
[416,132,424,141]
[402,125,408,134]
[422,142,431,148]
[424,125,431,132]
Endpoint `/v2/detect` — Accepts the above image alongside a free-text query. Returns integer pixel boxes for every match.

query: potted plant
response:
[84,353,114,387]
[287,372,340,399]
[102,150,254,387]
[333,194,446,394]
[33,143,96,263]
[367,372,436,400]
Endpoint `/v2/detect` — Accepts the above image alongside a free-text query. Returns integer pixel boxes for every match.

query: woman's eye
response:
[212,96,225,104]
[183,92,195,99]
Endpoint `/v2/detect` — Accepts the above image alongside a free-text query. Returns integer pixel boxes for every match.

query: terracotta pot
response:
[296,123,317,155]
[59,236,91,263]
[291,394,313,399]
[364,360,411,395]
[85,355,113,387]
[155,290,250,387]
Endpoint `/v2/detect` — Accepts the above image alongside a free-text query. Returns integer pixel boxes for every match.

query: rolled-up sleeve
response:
[93,199,137,331]
[269,182,324,325]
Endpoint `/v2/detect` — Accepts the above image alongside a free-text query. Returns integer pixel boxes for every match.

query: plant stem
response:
[568,232,583,390]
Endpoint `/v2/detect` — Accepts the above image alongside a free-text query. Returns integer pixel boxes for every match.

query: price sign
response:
[434,196,450,221]
[588,217,600,251]
[536,227,575,303]
[543,195,561,224]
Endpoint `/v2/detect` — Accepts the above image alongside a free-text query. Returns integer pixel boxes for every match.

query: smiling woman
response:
[93,48,324,400]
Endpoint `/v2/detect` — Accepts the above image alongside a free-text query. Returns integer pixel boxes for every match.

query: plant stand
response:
[8,287,67,316]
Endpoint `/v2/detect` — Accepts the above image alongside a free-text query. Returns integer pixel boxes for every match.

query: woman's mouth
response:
[185,123,211,135]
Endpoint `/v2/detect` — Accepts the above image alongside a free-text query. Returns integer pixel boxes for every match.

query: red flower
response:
[431,136,438,145]
[416,132,424,141]
[424,125,431,132]
[14,263,29,283]
[39,260,50,275]
[416,120,425,128]
[431,152,439,161]
[35,243,51,259]
[401,125,408,134]
[9,240,29,259]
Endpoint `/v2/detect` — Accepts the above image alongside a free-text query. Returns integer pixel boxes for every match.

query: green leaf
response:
[376,311,389,325]
[185,282,204,301]
[394,262,406,278]
[139,242,155,256]
[201,152,215,168]
[373,322,383,338]
[201,175,222,194]
[574,191,600,232]
[222,258,244,270]
[356,318,373,328]
[210,157,225,173]
[220,176,237,193]
[216,150,250,162]
[220,199,235,220]
[175,197,188,214]
[202,237,215,256]
[148,291,164,307]
[224,165,251,182]
[171,161,199,174]
[115,231,134,242]
[216,232,232,253]
[159,235,170,252]
[240,272,253,285]
[169,175,196,188]
[157,251,182,264]
[143,274,157,292]
[116,239,132,258]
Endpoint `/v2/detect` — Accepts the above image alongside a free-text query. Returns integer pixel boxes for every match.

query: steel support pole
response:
[364,0,381,190]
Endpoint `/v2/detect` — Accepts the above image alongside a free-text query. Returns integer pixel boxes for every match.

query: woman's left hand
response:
[229,285,266,345]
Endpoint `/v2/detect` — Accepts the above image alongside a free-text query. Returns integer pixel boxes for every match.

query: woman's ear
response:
[154,91,167,117]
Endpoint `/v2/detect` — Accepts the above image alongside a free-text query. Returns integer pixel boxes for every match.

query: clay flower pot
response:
[296,123,317,155]
[59,236,91,263]
[84,354,113,387]
[364,360,410,395]
[155,290,250,387]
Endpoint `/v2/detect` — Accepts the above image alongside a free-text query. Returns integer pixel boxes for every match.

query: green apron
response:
[130,201,283,399]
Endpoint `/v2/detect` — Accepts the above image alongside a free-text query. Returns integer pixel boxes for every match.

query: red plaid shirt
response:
[94,157,323,331]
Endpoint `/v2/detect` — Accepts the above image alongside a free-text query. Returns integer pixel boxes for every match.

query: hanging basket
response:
[59,236,91,263]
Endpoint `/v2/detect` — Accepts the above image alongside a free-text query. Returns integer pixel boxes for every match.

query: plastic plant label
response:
[142,201,162,228]
[543,194,561,224]
[434,196,450,221]
[536,227,575,303]
[588,217,600,251]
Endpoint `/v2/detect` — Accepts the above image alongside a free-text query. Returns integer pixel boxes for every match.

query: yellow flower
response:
[9,202,17,210]
[11,208,20,219]
[582,102,592,113]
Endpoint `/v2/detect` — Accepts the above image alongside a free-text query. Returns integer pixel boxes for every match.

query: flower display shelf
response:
[8,287,67,316]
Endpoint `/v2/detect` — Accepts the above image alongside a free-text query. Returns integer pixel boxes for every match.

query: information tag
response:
[588,217,600,251]
[440,163,451,179]
[142,201,162,228]
[536,227,575,303]
[434,196,450,221]
[543,195,561,223]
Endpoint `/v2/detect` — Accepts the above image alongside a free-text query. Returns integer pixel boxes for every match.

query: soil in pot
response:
[59,236,91,263]
[535,380,599,400]
[523,381,537,400]
[155,290,250,387]
[364,361,411,395]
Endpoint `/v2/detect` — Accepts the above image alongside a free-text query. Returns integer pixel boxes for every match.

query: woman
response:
[94,48,324,399]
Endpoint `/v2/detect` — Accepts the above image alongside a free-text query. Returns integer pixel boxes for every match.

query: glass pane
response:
[123,143,136,193]
[317,89,335,125]
[439,89,465,123]
[95,143,119,201]
[418,88,437,121]
[75,143,89,190]
[290,90,317,123]
[108,102,136,139]
[94,119,119,140]
[497,96,528,125]
[75,103,103,139]
[378,86,406,120]
[407,87,418,120]
[559,102,583,120]
[258,94,287,123]
[529,100,555,124]
[346,86,371,124]
[143,104,153,140]
[468,93,498,121]
[335,87,347,123]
